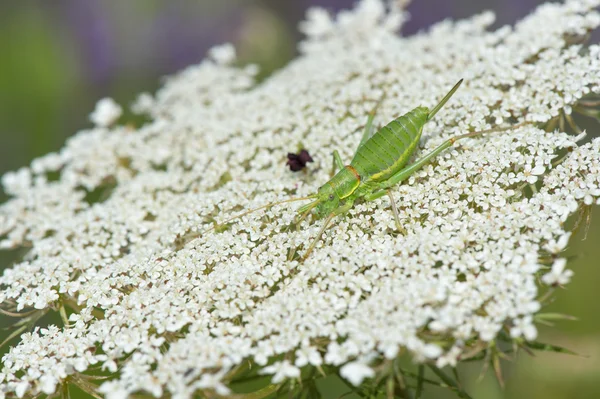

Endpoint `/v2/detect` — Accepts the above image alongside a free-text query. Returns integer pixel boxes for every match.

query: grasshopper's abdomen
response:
[351,106,429,182]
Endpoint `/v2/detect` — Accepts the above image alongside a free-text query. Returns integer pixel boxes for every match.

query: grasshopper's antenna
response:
[295,198,321,223]
[427,79,463,121]
[202,195,316,235]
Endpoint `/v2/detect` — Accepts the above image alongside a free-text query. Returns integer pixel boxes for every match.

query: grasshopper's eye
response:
[329,194,335,200]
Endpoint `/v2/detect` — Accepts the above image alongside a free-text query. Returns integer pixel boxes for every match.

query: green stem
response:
[427,366,473,399]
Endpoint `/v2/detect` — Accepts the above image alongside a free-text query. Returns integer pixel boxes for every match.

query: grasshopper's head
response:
[314,183,339,218]
[297,184,339,220]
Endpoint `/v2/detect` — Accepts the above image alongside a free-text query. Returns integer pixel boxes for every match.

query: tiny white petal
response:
[531,165,545,175]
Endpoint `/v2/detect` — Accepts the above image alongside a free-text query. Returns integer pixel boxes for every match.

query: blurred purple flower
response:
[66,2,114,85]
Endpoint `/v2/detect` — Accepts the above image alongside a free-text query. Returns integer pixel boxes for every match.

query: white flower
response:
[131,92,154,115]
[102,360,118,373]
[89,97,122,127]
[510,316,538,341]
[207,43,236,65]
[544,232,571,254]
[542,258,574,285]
[1,0,600,397]
[260,361,300,384]
[99,381,130,399]
[14,381,29,398]
[436,345,463,368]
[300,7,334,38]
[522,164,546,184]
[39,375,58,395]
[295,346,323,367]
[340,361,375,386]
[195,373,231,396]
[422,344,443,359]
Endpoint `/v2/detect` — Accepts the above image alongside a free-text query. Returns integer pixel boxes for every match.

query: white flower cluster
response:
[89,98,123,128]
[1,0,600,397]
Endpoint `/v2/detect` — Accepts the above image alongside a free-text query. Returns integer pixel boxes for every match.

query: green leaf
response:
[492,354,504,389]
[524,340,580,356]
[534,313,578,322]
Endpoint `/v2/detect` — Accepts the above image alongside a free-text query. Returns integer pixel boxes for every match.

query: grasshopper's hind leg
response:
[362,124,525,235]
[378,122,529,191]
[385,189,406,234]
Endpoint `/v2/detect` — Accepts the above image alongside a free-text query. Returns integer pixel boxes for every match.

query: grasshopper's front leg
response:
[330,112,377,177]
[331,150,344,176]
[358,112,376,148]
[364,189,406,234]
[302,200,354,260]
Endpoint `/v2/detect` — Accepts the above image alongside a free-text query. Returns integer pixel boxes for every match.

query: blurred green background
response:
[1,1,599,398]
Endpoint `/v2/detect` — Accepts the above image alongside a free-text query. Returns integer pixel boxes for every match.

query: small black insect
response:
[286,149,313,172]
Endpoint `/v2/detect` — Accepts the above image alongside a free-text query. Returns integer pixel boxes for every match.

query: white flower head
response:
[89,97,122,127]
[1,0,599,397]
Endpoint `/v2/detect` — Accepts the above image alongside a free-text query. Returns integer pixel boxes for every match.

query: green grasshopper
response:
[206,79,520,259]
